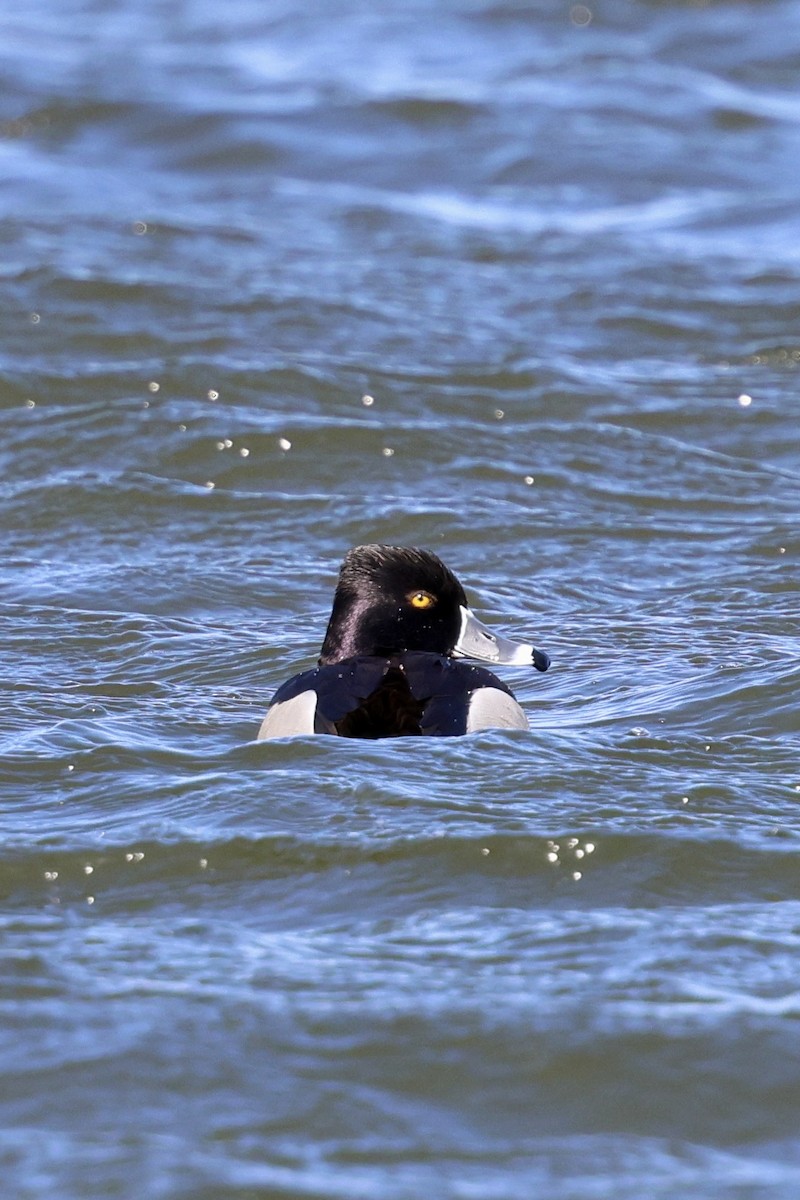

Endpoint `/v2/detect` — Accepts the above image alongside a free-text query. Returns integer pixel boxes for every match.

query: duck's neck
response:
[318,595,373,664]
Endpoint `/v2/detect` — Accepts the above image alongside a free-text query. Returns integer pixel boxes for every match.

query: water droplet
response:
[570,5,592,26]
[738,393,752,407]
[361,394,375,407]
[278,437,292,451]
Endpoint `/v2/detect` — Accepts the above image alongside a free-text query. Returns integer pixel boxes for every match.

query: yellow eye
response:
[409,590,436,610]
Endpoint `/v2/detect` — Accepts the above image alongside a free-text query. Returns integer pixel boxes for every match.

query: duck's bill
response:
[453,606,550,671]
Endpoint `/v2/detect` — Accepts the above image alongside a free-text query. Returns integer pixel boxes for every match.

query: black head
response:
[319,545,467,664]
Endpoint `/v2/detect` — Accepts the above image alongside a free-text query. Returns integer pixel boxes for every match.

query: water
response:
[2,0,800,1195]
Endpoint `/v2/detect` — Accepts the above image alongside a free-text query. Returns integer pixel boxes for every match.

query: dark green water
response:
[2,1,800,1196]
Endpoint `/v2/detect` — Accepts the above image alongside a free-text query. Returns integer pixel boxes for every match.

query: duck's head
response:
[318,544,550,671]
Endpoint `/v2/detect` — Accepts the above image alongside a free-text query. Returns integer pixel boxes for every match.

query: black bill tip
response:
[533,648,550,673]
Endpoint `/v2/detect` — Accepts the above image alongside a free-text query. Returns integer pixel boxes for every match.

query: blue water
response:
[3,1,800,1196]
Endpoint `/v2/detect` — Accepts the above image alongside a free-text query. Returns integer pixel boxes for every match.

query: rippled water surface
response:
[3,1,800,1196]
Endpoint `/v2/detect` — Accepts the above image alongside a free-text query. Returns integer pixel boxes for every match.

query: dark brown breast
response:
[334,666,425,738]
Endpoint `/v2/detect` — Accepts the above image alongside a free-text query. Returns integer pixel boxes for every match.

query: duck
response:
[257,544,550,740]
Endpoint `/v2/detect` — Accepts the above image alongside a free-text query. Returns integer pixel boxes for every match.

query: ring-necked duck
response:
[257,544,550,740]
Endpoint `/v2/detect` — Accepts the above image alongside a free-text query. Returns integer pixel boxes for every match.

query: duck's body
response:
[257,545,549,741]
[259,651,530,739]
